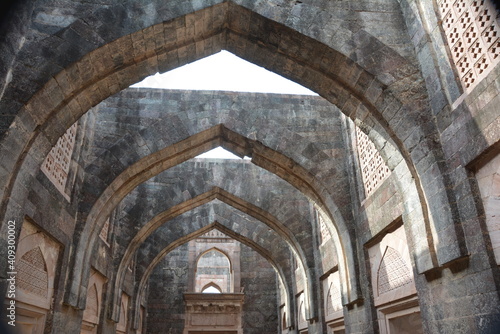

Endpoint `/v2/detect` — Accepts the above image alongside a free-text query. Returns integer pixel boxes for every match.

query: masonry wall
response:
[146,244,189,334]
[240,244,278,334]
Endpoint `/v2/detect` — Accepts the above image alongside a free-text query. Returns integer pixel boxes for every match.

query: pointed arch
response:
[110,191,310,322]
[76,127,347,323]
[128,222,295,331]
[195,247,233,272]
[195,247,232,293]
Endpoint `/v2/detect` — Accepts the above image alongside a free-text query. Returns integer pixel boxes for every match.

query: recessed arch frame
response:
[195,247,233,274]
[195,247,233,293]
[111,186,316,322]
[0,0,466,313]
[131,222,296,331]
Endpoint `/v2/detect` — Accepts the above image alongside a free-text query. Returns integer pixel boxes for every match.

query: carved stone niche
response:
[367,224,423,334]
[10,219,61,334]
[183,293,244,334]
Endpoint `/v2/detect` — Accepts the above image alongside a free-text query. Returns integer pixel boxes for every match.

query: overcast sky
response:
[131,51,317,158]
[132,50,317,95]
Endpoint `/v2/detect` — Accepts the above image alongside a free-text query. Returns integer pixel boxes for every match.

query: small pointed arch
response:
[84,283,100,319]
[195,247,233,293]
[376,246,413,296]
[201,282,223,294]
[195,246,233,272]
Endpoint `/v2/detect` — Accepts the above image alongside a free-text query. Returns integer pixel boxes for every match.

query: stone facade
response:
[0,1,499,334]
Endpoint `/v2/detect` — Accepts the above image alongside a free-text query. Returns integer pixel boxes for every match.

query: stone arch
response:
[111,188,311,322]
[0,0,465,276]
[76,127,345,323]
[195,247,233,293]
[0,0,468,318]
[130,222,295,331]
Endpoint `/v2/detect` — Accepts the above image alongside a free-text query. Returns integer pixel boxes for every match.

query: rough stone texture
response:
[240,244,278,334]
[0,1,500,334]
[146,244,189,334]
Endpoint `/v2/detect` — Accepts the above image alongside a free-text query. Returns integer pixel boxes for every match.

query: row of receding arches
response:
[7,85,425,334]
[2,1,492,333]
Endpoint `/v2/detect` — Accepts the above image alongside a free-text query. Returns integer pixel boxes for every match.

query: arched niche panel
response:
[12,219,61,333]
[81,269,107,334]
[195,248,232,293]
[116,293,129,334]
[367,223,417,307]
[322,270,343,324]
[201,283,223,294]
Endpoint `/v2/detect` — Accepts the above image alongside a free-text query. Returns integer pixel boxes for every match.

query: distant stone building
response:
[0,1,499,333]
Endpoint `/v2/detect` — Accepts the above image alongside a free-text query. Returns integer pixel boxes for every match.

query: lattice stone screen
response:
[377,247,413,295]
[41,122,78,199]
[324,271,342,316]
[355,127,391,197]
[99,217,111,243]
[438,0,500,91]
[18,247,49,298]
[318,213,332,244]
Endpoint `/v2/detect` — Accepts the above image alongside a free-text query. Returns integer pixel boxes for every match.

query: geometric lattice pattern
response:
[326,282,342,315]
[99,217,111,243]
[17,247,49,298]
[41,122,77,197]
[318,213,332,244]
[377,247,413,295]
[356,126,391,196]
[438,0,500,91]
